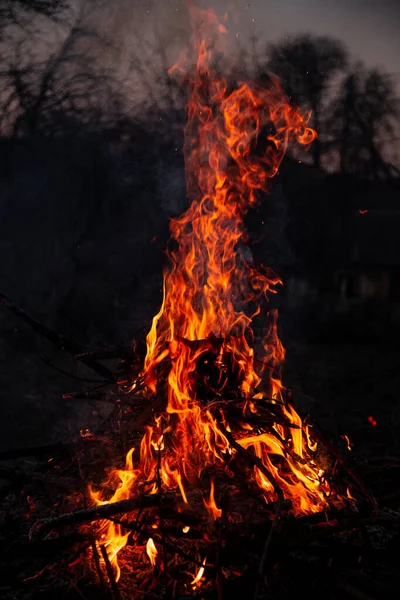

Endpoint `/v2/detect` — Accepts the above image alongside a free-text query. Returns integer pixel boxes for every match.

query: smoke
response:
[75,0,192,112]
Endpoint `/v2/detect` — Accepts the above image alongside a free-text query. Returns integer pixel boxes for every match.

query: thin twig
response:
[156,443,168,580]
[254,494,283,600]
[311,425,379,512]
[217,423,284,502]
[100,544,121,600]
[0,292,116,382]
[62,389,113,402]
[336,577,377,600]
[74,348,134,362]
[29,494,174,539]
[39,355,108,384]
[106,515,146,536]
[91,539,107,594]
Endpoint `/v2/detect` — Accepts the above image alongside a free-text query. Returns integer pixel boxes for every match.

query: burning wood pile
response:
[1,6,398,600]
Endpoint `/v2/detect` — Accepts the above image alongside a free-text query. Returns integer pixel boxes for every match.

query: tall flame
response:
[88,6,341,583]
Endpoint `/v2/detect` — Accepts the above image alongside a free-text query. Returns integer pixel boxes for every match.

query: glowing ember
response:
[342,434,352,451]
[87,4,348,585]
[191,557,207,590]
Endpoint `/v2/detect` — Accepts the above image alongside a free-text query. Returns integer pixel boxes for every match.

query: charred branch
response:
[100,544,122,600]
[0,292,116,382]
[30,494,175,539]
[217,423,284,503]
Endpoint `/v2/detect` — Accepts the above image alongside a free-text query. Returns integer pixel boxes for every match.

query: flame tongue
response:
[144,8,315,405]
[146,538,158,567]
[89,7,343,584]
[144,58,315,398]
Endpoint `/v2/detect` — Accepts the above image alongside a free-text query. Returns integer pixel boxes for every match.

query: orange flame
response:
[146,538,158,567]
[88,6,342,583]
[204,479,222,520]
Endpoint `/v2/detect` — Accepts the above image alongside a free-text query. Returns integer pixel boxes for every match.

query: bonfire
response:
[77,6,358,595]
[1,5,390,600]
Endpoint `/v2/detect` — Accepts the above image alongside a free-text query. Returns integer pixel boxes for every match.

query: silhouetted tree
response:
[0,0,67,33]
[1,20,122,137]
[266,34,348,168]
[327,66,399,181]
